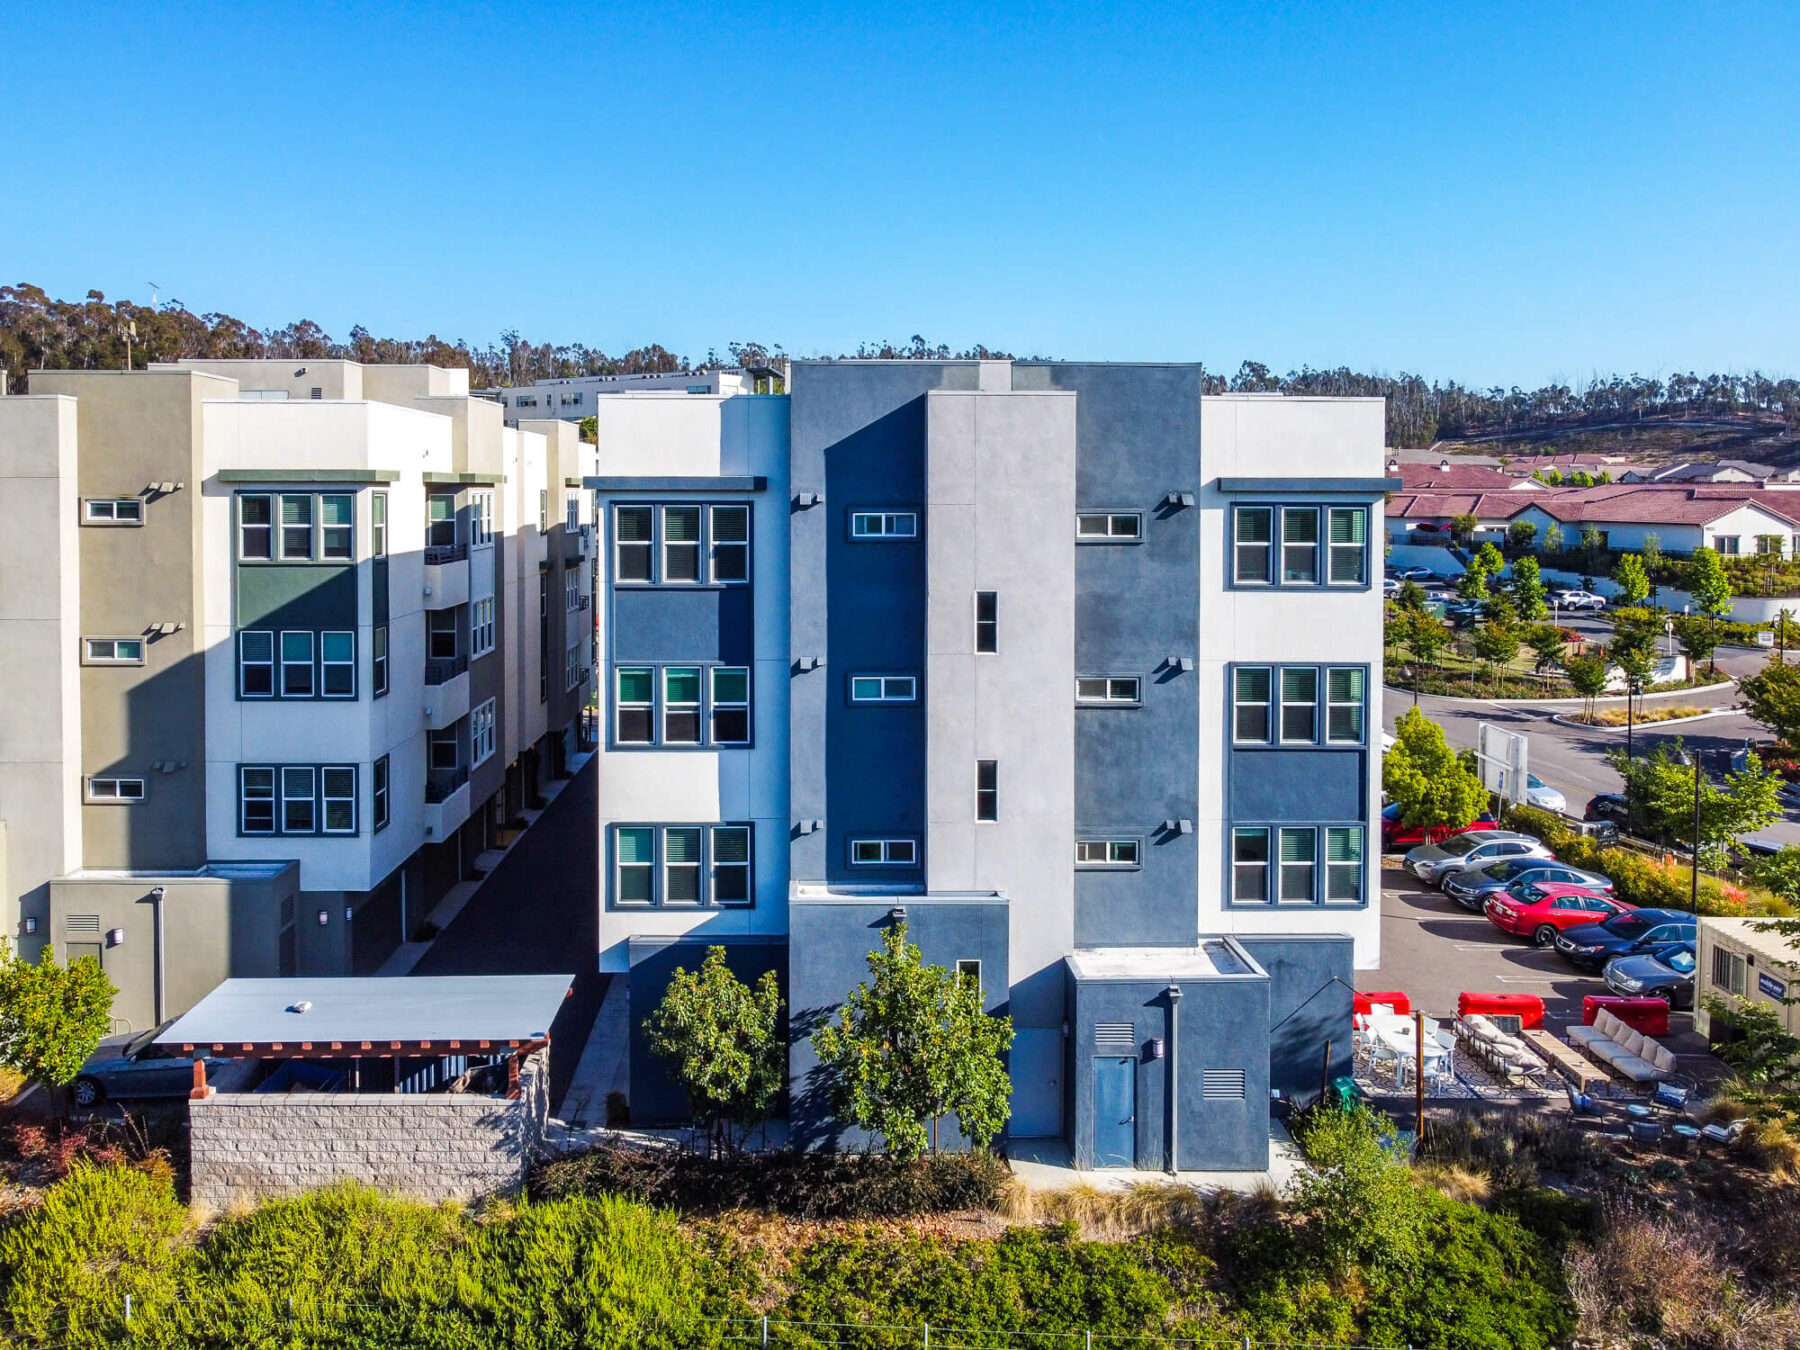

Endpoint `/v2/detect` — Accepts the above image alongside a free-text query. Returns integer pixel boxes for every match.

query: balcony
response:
[423,543,470,610]
[423,661,470,730]
[571,523,590,556]
[423,767,470,841]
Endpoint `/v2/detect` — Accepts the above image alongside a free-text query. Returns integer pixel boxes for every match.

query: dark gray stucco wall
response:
[1235,933,1355,1102]
[787,898,1008,1150]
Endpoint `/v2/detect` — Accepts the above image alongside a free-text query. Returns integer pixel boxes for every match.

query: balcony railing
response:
[425,654,469,686]
[425,542,468,565]
[425,766,469,804]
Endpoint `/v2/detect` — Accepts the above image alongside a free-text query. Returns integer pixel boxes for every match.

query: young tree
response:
[1580,524,1605,568]
[1563,651,1608,720]
[1611,642,1658,726]
[1449,513,1480,546]
[1505,520,1538,555]
[1382,707,1488,832]
[642,946,785,1155]
[1541,521,1564,555]
[1610,553,1651,607]
[1395,609,1450,676]
[1740,659,1800,746]
[1455,561,1489,603]
[1524,622,1569,675]
[811,923,1014,1159]
[0,950,115,1108]
[1605,741,1782,865]
[1641,532,1663,573]
[1509,555,1549,621]
[1685,545,1733,617]
[1471,621,1521,693]
[1474,541,1505,576]
[1673,614,1721,676]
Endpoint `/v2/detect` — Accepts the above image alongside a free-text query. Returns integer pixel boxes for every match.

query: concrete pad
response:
[1005,1120,1304,1197]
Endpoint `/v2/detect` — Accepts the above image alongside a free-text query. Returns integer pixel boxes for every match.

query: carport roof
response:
[156,975,574,1052]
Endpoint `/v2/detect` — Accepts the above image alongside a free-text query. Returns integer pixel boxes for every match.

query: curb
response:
[1548,708,1743,732]
[1382,676,1736,707]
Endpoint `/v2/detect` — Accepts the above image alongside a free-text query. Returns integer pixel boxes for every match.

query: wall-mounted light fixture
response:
[793,492,822,509]
[106,928,125,947]
[795,656,821,672]
[1148,1037,1165,1059]
[316,909,330,926]
[23,917,38,935]
[1163,656,1193,674]
[1162,491,1195,509]
[888,906,908,922]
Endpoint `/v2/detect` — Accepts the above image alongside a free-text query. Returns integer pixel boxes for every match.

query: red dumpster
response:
[1457,991,1545,1028]
[1582,995,1670,1038]
[1354,990,1413,1017]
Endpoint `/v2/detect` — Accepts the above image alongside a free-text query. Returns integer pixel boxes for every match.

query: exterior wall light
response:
[316,909,330,926]
[23,917,38,935]
[106,928,125,947]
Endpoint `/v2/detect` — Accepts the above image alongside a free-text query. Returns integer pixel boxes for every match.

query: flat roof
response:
[1066,941,1265,981]
[1703,916,1800,971]
[158,975,573,1050]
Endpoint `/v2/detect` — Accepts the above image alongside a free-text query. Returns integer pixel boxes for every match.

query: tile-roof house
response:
[1508,486,1800,557]
[1624,460,1769,485]
[1394,462,1541,493]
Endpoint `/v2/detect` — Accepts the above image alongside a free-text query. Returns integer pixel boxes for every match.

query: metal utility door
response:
[1092,1057,1137,1167]
[1009,1030,1064,1137]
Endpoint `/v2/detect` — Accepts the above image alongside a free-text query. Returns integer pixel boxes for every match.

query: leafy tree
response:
[1702,994,1800,1089]
[1505,520,1538,554]
[1524,623,1568,674]
[1740,658,1800,746]
[1290,1107,1427,1276]
[1570,470,1594,487]
[1746,845,1800,902]
[1470,621,1520,692]
[1449,513,1480,545]
[0,950,114,1107]
[1480,592,1517,626]
[1673,614,1721,676]
[1473,541,1505,576]
[1563,651,1608,719]
[1455,561,1489,602]
[1641,532,1663,572]
[1605,740,1783,866]
[1610,553,1651,607]
[1541,521,1564,555]
[1509,556,1548,620]
[1580,525,1605,567]
[1611,643,1657,724]
[642,946,784,1155]
[1685,545,1733,616]
[1394,609,1450,674]
[812,923,1014,1160]
[1394,579,1428,614]
[576,415,598,444]
[1382,708,1488,831]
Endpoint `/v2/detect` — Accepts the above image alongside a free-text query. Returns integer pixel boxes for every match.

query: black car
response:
[1584,793,1631,826]
[1604,942,1698,1008]
[1553,908,1698,972]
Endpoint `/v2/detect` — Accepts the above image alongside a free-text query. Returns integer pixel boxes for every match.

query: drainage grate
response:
[1202,1068,1246,1101]
[1094,1022,1136,1050]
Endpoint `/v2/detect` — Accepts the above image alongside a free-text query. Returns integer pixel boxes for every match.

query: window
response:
[617,668,653,743]
[712,826,752,903]
[567,495,580,531]
[712,667,750,744]
[1077,839,1140,867]
[281,767,317,833]
[851,838,918,866]
[429,727,459,771]
[956,959,982,990]
[471,599,495,657]
[976,760,998,821]
[240,767,275,833]
[566,641,583,691]
[322,766,357,834]
[1076,513,1141,540]
[1279,667,1317,742]
[565,567,580,611]
[85,777,145,803]
[1234,667,1271,742]
[280,631,314,697]
[663,507,701,581]
[711,506,749,583]
[1793,534,1800,558]
[1328,507,1367,584]
[1281,508,1319,583]
[428,610,457,661]
[372,625,388,697]
[1076,676,1140,705]
[539,490,548,533]
[471,698,497,766]
[1713,535,1741,556]
[372,756,390,833]
[1278,827,1316,903]
[974,592,997,653]
[851,511,918,539]
[470,491,493,547]
[84,498,143,525]
[279,494,314,559]
[663,667,701,743]
[319,494,353,560]
[83,638,144,665]
[427,493,457,548]
[850,675,917,703]
[1325,827,1363,903]
[1232,828,1269,902]
[321,631,354,697]
[1233,507,1272,583]
[371,493,387,558]
[615,505,653,581]
[616,827,655,904]
[238,494,272,559]
[239,631,274,697]
[1326,667,1365,743]
[1712,946,1747,996]
[664,827,702,904]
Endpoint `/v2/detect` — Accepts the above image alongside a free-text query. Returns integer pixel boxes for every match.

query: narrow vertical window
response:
[470,491,493,547]
[664,827,702,903]
[1281,508,1319,584]
[1326,827,1364,903]
[615,505,653,582]
[428,610,457,661]
[239,495,273,560]
[322,766,357,834]
[372,755,390,832]
[281,767,317,833]
[279,494,314,559]
[974,592,997,653]
[539,489,548,533]
[1233,667,1271,742]
[616,668,653,743]
[239,631,274,697]
[711,667,750,744]
[321,631,355,697]
[1328,507,1366,584]
[711,506,749,582]
[663,667,701,743]
[1278,827,1316,903]
[1279,667,1318,743]
[280,631,315,697]
[976,760,998,821]
[471,699,496,765]
[663,507,701,582]
[240,767,275,834]
[427,493,457,549]
[616,827,654,904]
[566,567,580,611]
[429,727,459,771]
[712,825,752,904]
[1233,507,1272,583]
[1232,828,1269,902]
[1326,667,1365,743]
[371,492,387,558]
[320,494,353,560]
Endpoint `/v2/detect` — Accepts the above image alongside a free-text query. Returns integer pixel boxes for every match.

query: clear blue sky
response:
[5,1,1796,386]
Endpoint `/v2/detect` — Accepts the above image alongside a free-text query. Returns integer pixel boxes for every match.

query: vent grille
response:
[1094,1022,1135,1050]
[1202,1068,1246,1101]
[280,896,296,928]
[66,914,101,933]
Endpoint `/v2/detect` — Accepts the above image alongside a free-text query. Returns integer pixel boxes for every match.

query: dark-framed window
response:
[975,591,997,653]
[850,838,918,866]
[1231,664,1368,748]
[610,822,755,908]
[850,510,918,539]
[1229,824,1366,907]
[372,625,389,697]
[612,662,752,748]
[1231,504,1369,589]
[239,763,360,837]
[976,760,998,821]
[611,501,752,586]
[372,755,390,833]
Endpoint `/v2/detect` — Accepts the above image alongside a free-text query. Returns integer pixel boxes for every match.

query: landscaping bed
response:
[1566,703,1711,727]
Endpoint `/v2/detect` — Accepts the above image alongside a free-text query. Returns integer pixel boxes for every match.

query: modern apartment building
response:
[0,360,595,1030]
[483,365,785,427]
[591,362,1392,1170]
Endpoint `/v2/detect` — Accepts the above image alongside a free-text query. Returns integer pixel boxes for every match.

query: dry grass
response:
[991,1179,1261,1241]
[1573,703,1708,727]
[1411,1161,1494,1204]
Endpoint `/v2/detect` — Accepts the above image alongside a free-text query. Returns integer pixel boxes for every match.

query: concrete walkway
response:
[1006,1123,1305,1197]
[556,971,630,1127]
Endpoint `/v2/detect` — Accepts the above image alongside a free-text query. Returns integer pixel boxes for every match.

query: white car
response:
[1382,578,1403,596]
[1554,589,1607,612]
[1525,774,1567,814]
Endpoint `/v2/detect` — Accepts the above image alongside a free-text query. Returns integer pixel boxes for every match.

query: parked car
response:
[1553,909,1699,972]
[1380,803,1500,851]
[1554,589,1607,611]
[1404,830,1553,888]
[1382,577,1403,596]
[1585,792,1631,826]
[1443,858,1615,911]
[1483,882,1632,945]
[1392,565,1436,582]
[1604,942,1698,1008]
[1500,771,1568,815]
[72,1023,225,1107]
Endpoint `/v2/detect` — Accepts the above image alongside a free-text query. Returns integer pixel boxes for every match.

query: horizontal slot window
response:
[1076,676,1140,704]
[83,638,144,665]
[1076,839,1140,867]
[850,675,917,704]
[850,511,918,539]
[1076,512,1141,540]
[850,838,918,866]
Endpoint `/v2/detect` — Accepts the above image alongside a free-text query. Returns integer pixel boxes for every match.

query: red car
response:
[1484,882,1632,947]
[1380,803,1499,851]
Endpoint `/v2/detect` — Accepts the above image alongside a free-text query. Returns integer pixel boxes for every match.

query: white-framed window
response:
[851,838,918,866]
[662,506,701,581]
[281,767,317,833]
[566,641,584,691]
[615,827,655,905]
[85,777,145,804]
[1232,827,1270,902]
[240,767,275,833]
[280,631,314,697]
[711,505,749,582]
[428,609,458,661]
[239,631,274,697]
[1712,945,1747,996]
[83,638,144,665]
[1327,507,1367,584]
[616,668,653,743]
[321,631,355,698]
[1233,506,1273,584]
[565,567,580,611]
[1326,667,1365,743]
[83,498,143,525]
[539,490,549,533]
[372,755,390,833]
[975,591,997,653]
[955,959,982,991]
[373,624,389,697]
[664,826,703,904]
[1076,676,1140,704]
[319,494,353,560]
[1714,535,1741,555]
[1278,827,1316,903]
[850,674,917,703]
[712,825,752,904]
[1233,667,1271,742]
[1279,667,1317,743]
[279,494,314,560]
[470,490,493,547]
[712,667,750,744]
[371,492,387,558]
[851,511,918,539]
[428,727,459,772]
[322,766,357,834]
[470,698,497,767]
[1281,507,1319,583]
[427,492,457,548]
[663,667,701,743]
[977,759,998,821]
[1076,839,1140,867]
[1325,827,1363,903]
[1075,512,1141,541]
[615,505,653,582]
[238,494,273,559]
[471,598,495,657]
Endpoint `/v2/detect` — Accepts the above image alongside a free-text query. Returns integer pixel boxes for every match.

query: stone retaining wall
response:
[190,1051,549,1208]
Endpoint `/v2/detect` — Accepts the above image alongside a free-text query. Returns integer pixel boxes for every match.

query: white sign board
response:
[1475,723,1530,809]
[1758,630,1776,649]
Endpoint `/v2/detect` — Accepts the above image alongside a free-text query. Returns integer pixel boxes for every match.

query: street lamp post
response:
[1691,749,1704,914]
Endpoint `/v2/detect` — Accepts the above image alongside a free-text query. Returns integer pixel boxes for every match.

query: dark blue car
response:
[1553,908,1697,973]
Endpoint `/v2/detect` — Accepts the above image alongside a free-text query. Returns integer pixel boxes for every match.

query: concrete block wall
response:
[189,1052,548,1207]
